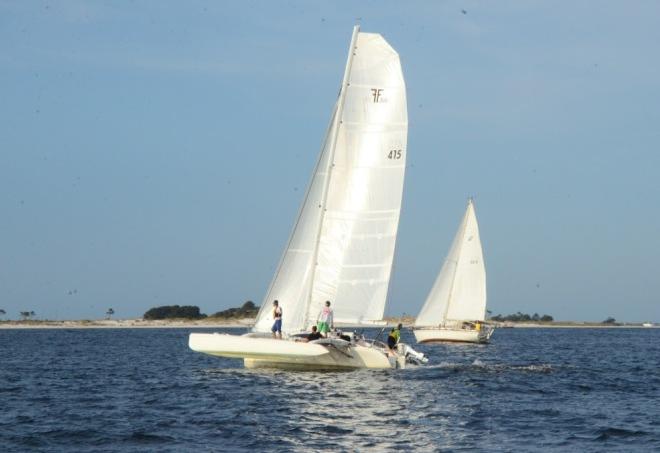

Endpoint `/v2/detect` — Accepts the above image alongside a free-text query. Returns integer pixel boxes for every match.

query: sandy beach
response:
[507,323,657,329]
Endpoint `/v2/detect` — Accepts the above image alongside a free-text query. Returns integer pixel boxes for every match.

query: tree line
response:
[489,312,554,322]
[142,301,260,320]
[0,309,115,321]
[0,303,260,321]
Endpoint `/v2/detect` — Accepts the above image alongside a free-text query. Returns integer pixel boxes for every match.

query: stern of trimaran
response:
[189,26,425,369]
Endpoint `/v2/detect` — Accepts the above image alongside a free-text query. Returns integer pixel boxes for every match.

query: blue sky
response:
[1,1,659,322]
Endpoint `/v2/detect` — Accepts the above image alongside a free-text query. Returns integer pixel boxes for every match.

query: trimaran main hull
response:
[189,333,403,370]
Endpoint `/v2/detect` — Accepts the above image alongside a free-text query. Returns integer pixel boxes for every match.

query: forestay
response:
[254,28,408,333]
[415,200,487,327]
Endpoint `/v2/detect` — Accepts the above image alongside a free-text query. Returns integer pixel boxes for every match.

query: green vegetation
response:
[105,308,115,319]
[602,317,619,325]
[210,301,259,319]
[143,305,207,320]
[19,311,36,320]
[141,301,260,321]
[489,312,554,322]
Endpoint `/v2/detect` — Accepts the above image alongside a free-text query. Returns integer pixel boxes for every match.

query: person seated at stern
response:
[306,325,323,342]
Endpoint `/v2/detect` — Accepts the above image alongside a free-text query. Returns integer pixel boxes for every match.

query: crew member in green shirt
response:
[387,323,403,350]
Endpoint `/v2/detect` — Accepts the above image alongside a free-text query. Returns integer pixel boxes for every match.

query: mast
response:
[302,25,360,329]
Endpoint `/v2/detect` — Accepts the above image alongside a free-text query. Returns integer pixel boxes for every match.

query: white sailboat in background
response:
[190,26,426,369]
[413,198,494,344]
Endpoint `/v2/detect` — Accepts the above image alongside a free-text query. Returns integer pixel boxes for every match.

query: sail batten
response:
[254,27,408,332]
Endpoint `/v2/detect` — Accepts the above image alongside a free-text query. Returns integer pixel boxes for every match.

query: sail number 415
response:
[387,149,402,160]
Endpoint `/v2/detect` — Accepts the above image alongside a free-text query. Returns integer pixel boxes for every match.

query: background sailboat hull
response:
[413,328,493,344]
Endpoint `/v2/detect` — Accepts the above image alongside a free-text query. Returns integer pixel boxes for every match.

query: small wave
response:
[509,364,553,373]
[39,428,102,443]
[321,425,354,435]
[593,427,649,441]
[14,415,34,424]
[0,386,23,394]
[569,383,593,392]
[528,408,561,417]
[413,361,553,373]
[126,431,176,444]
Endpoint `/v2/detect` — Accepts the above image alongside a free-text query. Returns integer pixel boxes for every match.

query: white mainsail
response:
[254,27,408,333]
[415,199,487,327]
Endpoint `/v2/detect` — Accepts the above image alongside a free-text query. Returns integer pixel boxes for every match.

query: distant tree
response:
[241,301,256,311]
[105,308,115,319]
[20,311,33,320]
[603,317,617,325]
[211,301,260,319]
[143,305,207,320]
[0,308,6,319]
[489,312,554,323]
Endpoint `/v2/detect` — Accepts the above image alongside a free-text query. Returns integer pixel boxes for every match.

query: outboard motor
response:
[400,344,428,365]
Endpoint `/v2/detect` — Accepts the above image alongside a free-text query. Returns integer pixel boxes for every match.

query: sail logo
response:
[371,88,387,103]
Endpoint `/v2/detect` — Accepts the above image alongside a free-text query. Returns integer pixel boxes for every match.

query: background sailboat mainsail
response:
[415,199,487,327]
[254,27,408,334]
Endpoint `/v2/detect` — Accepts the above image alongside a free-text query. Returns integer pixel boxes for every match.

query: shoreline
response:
[508,323,658,329]
[0,319,254,329]
[0,319,656,330]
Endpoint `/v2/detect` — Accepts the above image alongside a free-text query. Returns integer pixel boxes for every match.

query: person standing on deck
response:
[387,323,403,351]
[271,300,282,339]
[316,301,334,337]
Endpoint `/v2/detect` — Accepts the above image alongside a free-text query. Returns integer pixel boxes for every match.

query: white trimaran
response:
[189,26,426,369]
[413,199,494,343]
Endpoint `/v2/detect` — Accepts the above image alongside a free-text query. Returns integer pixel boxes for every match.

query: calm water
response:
[1,327,659,452]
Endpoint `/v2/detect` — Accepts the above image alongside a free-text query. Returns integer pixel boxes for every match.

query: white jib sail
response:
[254,27,408,333]
[415,199,487,327]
